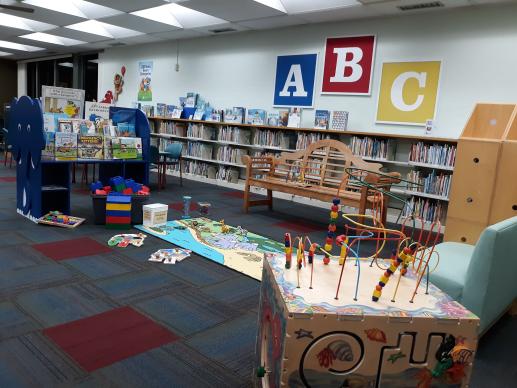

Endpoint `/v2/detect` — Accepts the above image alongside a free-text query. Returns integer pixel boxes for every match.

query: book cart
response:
[11,96,150,221]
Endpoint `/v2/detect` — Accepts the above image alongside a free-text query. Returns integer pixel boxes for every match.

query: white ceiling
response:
[0,0,511,61]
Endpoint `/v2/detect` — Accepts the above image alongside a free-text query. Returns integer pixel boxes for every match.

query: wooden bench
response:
[241,139,400,224]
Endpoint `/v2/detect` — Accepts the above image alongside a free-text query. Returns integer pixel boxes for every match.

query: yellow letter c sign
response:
[376,61,441,125]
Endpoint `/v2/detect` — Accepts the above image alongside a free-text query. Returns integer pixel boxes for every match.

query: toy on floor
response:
[220,219,230,233]
[106,194,131,230]
[182,195,192,219]
[148,248,191,264]
[108,233,146,247]
[37,211,85,228]
[198,202,211,216]
[90,177,150,196]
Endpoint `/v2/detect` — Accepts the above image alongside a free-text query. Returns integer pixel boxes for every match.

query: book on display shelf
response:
[156,103,166,117]
[193,108,205,120]
[331,110,348,131]
[279,110,289,127]
[267,112,280,126]
[78,135,104,159]
[246,109,267,126]
[71,119,96,135]
[287,107,301,128]
[314,110,330,130]
[55,132,78,160]
[185,93,198,108]
[116,123,136,137]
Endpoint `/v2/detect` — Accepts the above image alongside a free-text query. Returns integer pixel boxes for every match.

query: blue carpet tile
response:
[0,302,40,341]
[65,253,140,280]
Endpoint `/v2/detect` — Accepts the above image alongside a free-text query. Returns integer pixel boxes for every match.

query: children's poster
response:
[42,86,85,119]
[137,61,153,101]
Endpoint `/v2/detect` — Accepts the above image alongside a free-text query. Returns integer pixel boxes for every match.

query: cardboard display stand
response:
[256,253,479,388]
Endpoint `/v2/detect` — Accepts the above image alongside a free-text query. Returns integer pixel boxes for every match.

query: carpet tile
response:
[201,276,261,311]
[273,219,324,233]
[0,176,16,182]
[0,302,39,341]
[44,306,179,372]
[65,253,138,280]
[0,245,48,271]
[32,237,112,261]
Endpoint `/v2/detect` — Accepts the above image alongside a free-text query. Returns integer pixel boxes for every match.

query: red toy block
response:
[106,216,131,224]
[96,189,107,195]
[141,185,150,193]
[122,188,133,195]
[103,186,112,193]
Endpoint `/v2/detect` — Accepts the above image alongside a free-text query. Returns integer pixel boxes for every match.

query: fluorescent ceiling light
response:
[58,62,73,68]
[0,40,44,52]
[23,0,122,19]
[0,12,56,32]
[66,20,143,39]
[0,51,12,56]
[131,4,227,29]
[253,0,286,13]
[280,0,359,14]
[20,32,86,46]
[131,5,182,28]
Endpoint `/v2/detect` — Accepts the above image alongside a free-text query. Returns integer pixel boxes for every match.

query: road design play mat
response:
[135,217,284,280]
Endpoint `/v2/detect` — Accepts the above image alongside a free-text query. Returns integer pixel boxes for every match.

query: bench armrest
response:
[242,155,275,178]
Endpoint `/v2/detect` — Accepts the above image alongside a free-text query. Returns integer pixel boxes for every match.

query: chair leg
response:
[179,159,183,187]
[9,153,12,168]
[267,189,273,210]
[243,182,250,213]
[72,163,76,183]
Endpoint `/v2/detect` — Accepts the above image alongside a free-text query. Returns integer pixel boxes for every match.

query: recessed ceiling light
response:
[66,20,144,39]
[131,4,182,28]
[0,51,12,56]
[0,40,44,52]
[253,0,287,13]
[131,3,227,29]
[58,62,74,68]
[280,0,359,14]
[0,12,56,32]
[22,0,122,19]
[20,32,86,46]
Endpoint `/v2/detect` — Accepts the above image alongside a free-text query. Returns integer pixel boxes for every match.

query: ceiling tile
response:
[192,22,250,34]
[99,13,182,34]
[238,14,308,29]
[296,5,381,23]
[149,29,211,41]
[364,0,470,16]
[281,0,360,14]
[85,0,174,13]
[180,0,285,22]
[117,34,166,45]
[43,27,111,43]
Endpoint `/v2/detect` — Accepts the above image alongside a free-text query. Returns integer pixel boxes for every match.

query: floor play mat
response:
[135,217,284,280]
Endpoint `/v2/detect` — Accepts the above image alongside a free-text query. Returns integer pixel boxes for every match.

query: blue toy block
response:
[90,181,103,193]
[107,194,131,204]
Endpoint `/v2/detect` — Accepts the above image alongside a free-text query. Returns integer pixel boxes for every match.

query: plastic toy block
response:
[103,186,112,193]
[90,181,103,193]
[106,216,131,224]
[107,195,131,204]
[141,186,150,193]
[106,203,131,211]
[122,188,133,195]
[106,210,131,217]
[95,189,107,195]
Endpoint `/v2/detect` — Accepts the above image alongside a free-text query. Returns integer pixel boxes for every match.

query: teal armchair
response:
[430,216,517,335]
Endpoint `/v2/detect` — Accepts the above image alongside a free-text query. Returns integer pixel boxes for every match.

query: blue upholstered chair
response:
[430,216,517,335]
[158,142,183,189]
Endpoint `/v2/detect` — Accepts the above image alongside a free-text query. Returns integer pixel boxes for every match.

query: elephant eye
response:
[27,124,31,132]
[18,123,21,131]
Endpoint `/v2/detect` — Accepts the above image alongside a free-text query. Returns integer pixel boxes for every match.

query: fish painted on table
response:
[364,328,387,343]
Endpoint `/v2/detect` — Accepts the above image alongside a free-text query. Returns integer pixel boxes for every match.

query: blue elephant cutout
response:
[9,96,46,218]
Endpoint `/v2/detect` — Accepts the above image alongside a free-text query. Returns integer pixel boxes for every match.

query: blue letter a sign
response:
[274,53,317,107]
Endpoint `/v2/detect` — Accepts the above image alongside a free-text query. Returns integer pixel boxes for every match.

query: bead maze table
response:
[256,252,479,388]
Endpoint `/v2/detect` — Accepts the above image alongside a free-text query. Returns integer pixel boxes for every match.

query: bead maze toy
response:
[37,211,85,228]
[256,192,478,387]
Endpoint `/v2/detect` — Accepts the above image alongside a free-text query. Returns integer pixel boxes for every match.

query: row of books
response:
[296,133,330,150]
[186,124,216,140]
[169,160,209,176]
[215,166,240,183]
[350,136,391,160]
[157,121,187,137]
[43,133,142,161]
[215,146,248,164]
[46,118,136,138]
[218,126,251,144]
[253,130,290,149]
[407,170,452,198]
[184,142,213,159]
[402,197,446,223]
[409,142,457,167]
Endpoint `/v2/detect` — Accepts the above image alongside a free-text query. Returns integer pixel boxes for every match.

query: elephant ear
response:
[28,98,45,170]
[8,97,22,162]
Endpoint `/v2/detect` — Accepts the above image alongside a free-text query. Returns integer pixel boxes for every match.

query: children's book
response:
[71,119,96,135]
[224,107,245,124]
[57,120,73,133]
[156,103,166,117]
[287,107,302,128]
[193,108,205,120]
[185,93,198,108]
[44,113,68,132]
[267,112,280,126]
[278,110,289,127]
[331,111,349,131]
[171,107,183,118]
[116,123,137,137]
[55,132,78,160]
[42,131,55,159]
[314,110,330,130]
[104,136,113,160]
[93,118,112,135]
[247,109,267,126]
[166,104,176,118]
[85,101,111,121]
[112,137,142,159]
[78,135,104,159]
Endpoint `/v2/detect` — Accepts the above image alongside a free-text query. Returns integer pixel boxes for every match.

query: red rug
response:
[43,306,178,372]
[169,201,199,212]
[274,220,324,234]
[221,191,244,199]
[32,237,112,261]
[0,176,16,182]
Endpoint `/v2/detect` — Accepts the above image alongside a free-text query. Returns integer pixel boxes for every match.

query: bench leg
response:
[243,183,250,213]
[267,189,273,210]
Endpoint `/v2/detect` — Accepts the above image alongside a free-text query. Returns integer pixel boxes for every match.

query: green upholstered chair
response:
[430,216,517,335]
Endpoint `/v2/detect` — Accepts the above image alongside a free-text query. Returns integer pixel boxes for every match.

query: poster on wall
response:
[322,35,376,95]
[42,85,85,119]
[376,60,441,126]
[273,53,317,108]
[137,61,153,101]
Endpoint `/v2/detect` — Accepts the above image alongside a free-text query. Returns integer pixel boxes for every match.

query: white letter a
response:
[279,64,308,97]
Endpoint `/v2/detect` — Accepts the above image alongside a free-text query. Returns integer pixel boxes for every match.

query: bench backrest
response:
[272,139,382,190]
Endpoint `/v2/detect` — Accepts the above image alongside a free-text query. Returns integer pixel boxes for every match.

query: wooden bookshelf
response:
[148,116,457,227]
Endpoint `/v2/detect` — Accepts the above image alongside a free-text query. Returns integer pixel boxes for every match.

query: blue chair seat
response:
[430,242,474,301]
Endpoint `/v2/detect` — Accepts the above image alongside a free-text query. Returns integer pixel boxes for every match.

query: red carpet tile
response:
[44,306,178,372]
[32,237,112,261]
[274,220,323,234]
[169,201,199,212]
[221,191,244,199]
[0,176,16,182]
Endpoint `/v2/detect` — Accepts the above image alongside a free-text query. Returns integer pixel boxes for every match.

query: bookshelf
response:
[148,116,457,227]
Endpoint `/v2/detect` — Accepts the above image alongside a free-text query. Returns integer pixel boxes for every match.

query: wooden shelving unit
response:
[148,116,458,226]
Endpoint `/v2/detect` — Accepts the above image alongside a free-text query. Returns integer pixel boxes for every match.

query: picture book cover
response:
[44,112,68,132]
[94,118,112,135]
[185,92,198,108]
[314,110,330,130]
[247,109,267,126]
[287,107,302,128]
[331,110,349,131]
[267,112,280,126]
[71,119,96,135]
[104,136,113,160]
[55,132,78,160]
[171,107,183,118]
[279,110,289,126]
[78,135,104,159]
[58,120,73,133]
[167,104,177,117]
[85,101,111,121]
[193,108,205,120]
[42,131,55,159]
[224,107,245,124]
[112,137,142,159]
[116,123,137,137]
[156,103,166,117]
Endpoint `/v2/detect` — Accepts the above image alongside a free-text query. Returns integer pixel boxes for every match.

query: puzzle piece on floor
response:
[108,233,147,247]
[148,248,191,264]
